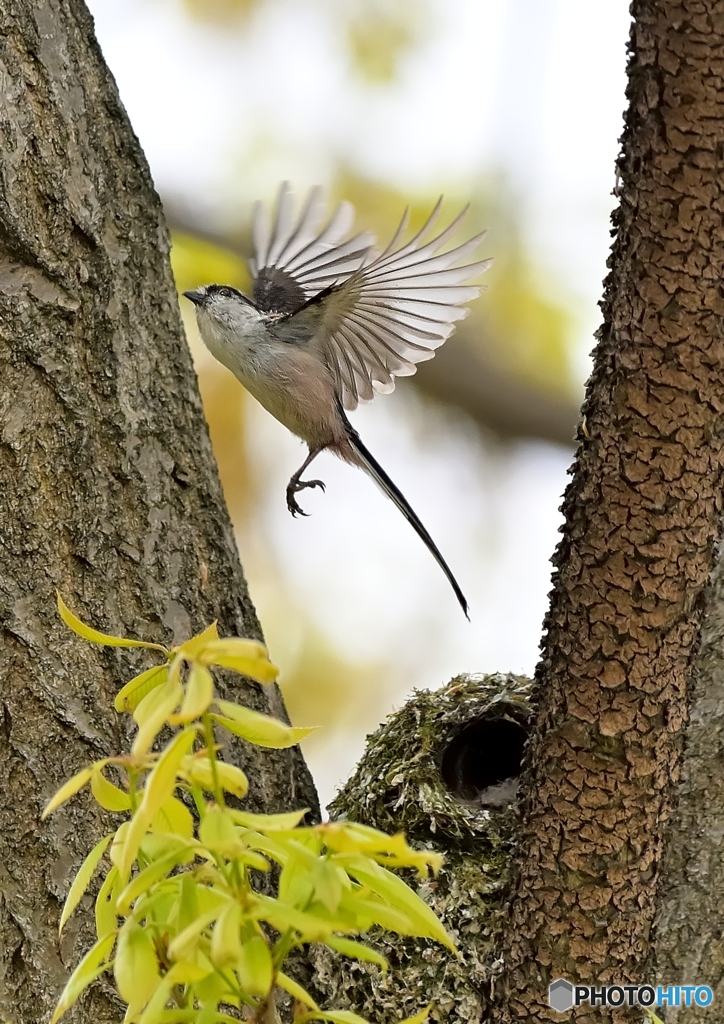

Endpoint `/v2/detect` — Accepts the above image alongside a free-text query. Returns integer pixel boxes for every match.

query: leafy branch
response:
[44,595,447,1024]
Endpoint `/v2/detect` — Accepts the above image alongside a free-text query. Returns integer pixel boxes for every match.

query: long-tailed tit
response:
[184,184,491,616]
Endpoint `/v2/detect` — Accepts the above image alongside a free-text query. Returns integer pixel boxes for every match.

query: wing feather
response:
[251,183,374,314]
[265,182,296,266]
[299,201,490,410]
[252,189,490,411]
[376,205,411,259]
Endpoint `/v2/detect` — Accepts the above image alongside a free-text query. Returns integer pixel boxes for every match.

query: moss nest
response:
[308,672,533,1023]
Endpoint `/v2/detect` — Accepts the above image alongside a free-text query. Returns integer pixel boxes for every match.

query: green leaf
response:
[50,931,116,1024]
[182,756,248,799]
[59,834,112,934]
[212,703,315,748]
[344,896,415,934]
[325,936,388,971]
[251,894,336,942]
[311,861,344,914]
[322,822,443,876]
[169,958,213,984]
[137,966,179,1024]
[167,907,225,962]
[196,881,230,916]
[146,1014,196,1024]
[134,883,181,929]
[187,1011,240,1024]
[151,796,194,839]
[279,847,316,908]
[276,971,320,1011]
[237,934,272,997]
[198,638,278,683]
[122,956,205,1024]
[229,808,308,831]
[110,821,130,870]
[57,593,168,653]
[114,925,162,1013]
[174,665,214,723]
[134,671,184,728]
[96,865,120,939]
[174,621,219,660]
[117,843,196,916]
[152,1007,236,1024]
[91,767,131,812]
[178,874,199,933]
[191,965,233,1009]
[216,761,251,799]
[237,849,271,872]
[115,665,168,714]
[122,729,198,877]
[42,765,94,819]
[132,681,184,757]
[134,681,169,728]
[239,831,290,867]
[339,857,455,950]
[141,731,199,835]
[199,807,241,856]
[210,901,242,968]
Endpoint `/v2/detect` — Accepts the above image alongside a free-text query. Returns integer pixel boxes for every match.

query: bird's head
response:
[183,284,262,335]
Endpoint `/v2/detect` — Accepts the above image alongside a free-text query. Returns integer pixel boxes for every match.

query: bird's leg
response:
[286,446,327,517]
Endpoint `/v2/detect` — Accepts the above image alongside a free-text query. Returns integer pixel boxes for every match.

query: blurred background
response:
[87,0,631,807]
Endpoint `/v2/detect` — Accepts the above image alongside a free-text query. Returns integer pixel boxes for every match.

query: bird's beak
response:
[183,289,205,306]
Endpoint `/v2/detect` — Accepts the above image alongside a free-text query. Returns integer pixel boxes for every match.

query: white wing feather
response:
[250,183,374,312]
[252,186,491,410]
[306,202,491,410]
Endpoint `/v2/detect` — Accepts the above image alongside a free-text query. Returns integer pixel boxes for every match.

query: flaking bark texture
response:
[498,3,724,1020]
[0,3,318,1022]
[653,536,724,1018]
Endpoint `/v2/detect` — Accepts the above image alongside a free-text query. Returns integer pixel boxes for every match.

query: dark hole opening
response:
[441,717,528,802]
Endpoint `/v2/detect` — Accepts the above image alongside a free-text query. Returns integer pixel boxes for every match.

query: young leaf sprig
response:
[44,595,447,1024]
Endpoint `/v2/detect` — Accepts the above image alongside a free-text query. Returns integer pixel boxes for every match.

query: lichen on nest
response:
[308,672,534,1023]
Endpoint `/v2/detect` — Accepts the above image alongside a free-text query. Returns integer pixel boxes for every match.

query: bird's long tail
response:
[341,414,469,618]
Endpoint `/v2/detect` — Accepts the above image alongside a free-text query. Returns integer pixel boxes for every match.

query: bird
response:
[184,183,491,616]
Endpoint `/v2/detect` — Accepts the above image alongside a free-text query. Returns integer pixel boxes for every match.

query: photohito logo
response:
[548,979,714,1013]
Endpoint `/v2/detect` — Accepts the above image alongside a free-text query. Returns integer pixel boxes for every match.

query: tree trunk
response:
[496,2,724,1020]
[652,538,724,1020]
[0,3,318,1022]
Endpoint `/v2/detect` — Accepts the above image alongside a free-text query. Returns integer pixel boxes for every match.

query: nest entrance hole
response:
[441,716,527,802]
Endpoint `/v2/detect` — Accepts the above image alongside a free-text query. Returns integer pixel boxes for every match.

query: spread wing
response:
[296,199,492,410]
[250,182,375,315]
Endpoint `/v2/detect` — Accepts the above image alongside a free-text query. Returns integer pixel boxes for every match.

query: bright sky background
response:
[87,0,632,805]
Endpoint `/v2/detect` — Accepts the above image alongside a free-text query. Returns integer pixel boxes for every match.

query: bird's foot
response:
[286,477,326,517]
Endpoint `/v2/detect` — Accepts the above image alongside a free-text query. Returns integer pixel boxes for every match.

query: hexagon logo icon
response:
[549,978,574,1013]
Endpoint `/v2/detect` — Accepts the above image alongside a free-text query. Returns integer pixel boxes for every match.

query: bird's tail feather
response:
[342,418,469,618]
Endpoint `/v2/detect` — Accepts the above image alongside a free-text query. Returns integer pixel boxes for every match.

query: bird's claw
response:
[287,493,309,517]
[289,505,308,518]
[301,478,326,493]
[286,477,326,517]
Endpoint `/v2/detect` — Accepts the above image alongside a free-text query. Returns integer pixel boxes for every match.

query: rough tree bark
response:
[653,538,724,1020]
[0,3,318,1023]
[496,2,724,1020]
